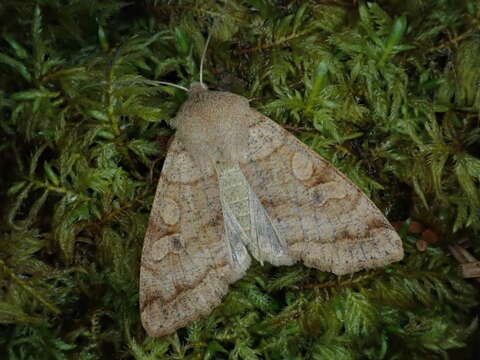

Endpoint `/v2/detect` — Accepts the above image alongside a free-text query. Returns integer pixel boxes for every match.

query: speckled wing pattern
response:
[139,137,250,337]
[240,110,403,275]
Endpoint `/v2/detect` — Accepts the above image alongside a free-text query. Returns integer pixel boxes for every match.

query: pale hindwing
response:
[218,166,294,267]
[240,110,404,275]
[140,137,250,337]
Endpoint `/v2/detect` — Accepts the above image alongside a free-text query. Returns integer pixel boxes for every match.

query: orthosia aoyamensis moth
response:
[139,37,404,337]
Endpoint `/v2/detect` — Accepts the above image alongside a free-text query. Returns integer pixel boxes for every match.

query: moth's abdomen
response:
[219,167,251,235]
[218,166,294,267]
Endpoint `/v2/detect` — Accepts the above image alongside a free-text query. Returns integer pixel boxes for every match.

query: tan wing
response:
[240,110,403,275]
[140,137,250,337]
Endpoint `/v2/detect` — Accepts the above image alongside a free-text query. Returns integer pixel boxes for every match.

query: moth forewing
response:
[239,108,403,275]
[140,136,249,337]
[140,86,403,337]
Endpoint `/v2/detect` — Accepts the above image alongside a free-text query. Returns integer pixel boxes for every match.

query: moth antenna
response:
[155,81,189,92]
[199,33,212,87]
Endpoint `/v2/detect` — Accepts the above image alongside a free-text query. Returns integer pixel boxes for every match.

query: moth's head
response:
[189,82,208,94]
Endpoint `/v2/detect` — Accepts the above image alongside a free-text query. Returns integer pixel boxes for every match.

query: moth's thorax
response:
[173,89,250,171]
[175,89,250,127]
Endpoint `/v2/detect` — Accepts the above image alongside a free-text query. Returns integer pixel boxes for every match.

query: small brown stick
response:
[448,245,480,283]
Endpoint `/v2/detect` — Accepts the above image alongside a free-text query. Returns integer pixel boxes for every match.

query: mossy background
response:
[1,0,480,359]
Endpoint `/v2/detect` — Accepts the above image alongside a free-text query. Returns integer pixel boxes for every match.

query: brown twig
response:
[303,270,380,289]
[239,29,315,54]
[428,25,478,53]
[448,244,480,283]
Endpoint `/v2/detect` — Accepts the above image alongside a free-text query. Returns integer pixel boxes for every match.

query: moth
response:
[139,45,404,337]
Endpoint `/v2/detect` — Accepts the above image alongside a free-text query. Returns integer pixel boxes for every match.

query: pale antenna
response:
[155,81,188,92]
[199,33,212,87]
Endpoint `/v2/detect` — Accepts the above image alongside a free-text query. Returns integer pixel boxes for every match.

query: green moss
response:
[0,1,479,359]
